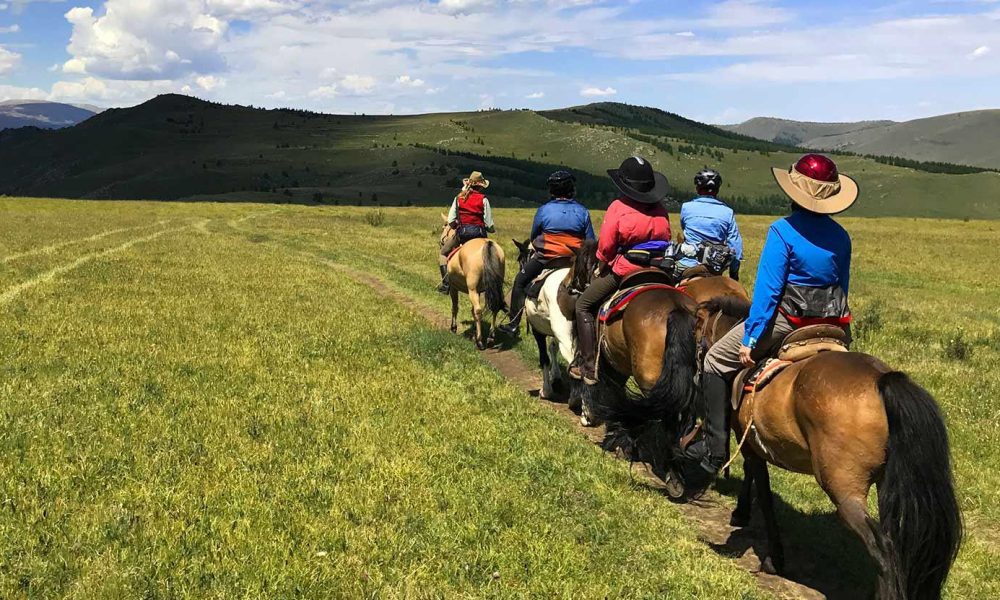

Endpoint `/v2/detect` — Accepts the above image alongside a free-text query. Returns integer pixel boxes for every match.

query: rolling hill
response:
[0,94,998,219]
[725,111,1000,170]
[0,100,98,131]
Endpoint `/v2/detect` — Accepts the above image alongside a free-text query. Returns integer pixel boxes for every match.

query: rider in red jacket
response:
[570,157,672,384]
[438,171,495,293]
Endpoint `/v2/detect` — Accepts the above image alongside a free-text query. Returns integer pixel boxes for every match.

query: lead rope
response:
[720,381,756,473]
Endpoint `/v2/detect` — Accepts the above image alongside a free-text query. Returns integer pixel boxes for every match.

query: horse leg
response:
[535,330,554,399]
[547,338,563,398]
[449,288,459,334]
[745,452,784,574]
[469,288,485,350]
[730,452,754,527]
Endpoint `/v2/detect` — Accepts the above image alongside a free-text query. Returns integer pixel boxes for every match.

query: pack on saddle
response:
[672,241,737,284]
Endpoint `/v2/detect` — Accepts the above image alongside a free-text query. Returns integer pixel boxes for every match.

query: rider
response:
[438,171,495,293]
[682,153,858,493]
[570,156,672,385]
[677,169,744,280]
[498,170,595,337]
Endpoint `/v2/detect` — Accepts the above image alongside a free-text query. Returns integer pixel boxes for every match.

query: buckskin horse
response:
[691,306,962,599]
[439,218,507,350]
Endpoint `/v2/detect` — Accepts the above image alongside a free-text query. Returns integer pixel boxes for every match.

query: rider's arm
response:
[584,213,596,241]
[530,207,544,240]
[839,233,852,296]
[595,202,620,264]
[727,211,744,274]
[483,197,495,232]
[743,225,790,349]
[447,198,459,227]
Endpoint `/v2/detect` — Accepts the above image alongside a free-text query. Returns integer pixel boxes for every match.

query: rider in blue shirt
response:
[678,169,743,279]
[499,171,595,337]
[681,154,859,495]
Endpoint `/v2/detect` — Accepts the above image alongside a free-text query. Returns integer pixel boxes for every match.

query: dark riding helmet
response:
[547,170,576,198]
[694,169,722,194]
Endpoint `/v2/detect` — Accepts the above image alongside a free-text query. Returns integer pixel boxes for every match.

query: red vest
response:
[457,191,486,227]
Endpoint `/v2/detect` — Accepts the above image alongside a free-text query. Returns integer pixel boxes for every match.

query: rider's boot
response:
[681,372,729,494]
[496,284,526,338]
[569,312,598,385]
[436,265,450,294]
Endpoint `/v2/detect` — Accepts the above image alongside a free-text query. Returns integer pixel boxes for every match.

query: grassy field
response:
[0,199,997,598]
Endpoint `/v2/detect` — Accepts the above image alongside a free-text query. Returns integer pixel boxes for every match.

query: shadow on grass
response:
[693,475,876,599]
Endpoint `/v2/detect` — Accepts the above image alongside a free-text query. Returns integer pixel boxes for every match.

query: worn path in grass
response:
[310,253,850,600]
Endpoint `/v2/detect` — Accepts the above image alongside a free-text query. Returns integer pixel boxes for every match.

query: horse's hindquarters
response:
[743,352,890,476]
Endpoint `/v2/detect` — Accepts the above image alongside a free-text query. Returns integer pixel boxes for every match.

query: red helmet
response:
[794,153,839,183]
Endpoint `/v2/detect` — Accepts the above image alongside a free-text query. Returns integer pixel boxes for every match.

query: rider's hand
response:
[739,345,755,367]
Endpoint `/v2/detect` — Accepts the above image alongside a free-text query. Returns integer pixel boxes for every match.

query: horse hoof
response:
[729,512,751,528]
[476,341,487,351]
[450,325,458,334]
[759,556,781,575]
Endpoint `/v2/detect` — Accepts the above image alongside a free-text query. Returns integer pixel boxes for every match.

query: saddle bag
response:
[697,242,735,275]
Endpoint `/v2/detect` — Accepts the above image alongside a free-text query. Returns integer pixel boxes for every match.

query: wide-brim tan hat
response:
[771,154,858,215]
[463,171,490,189]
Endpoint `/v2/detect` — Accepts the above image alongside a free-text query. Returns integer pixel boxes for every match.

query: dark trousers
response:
[508,256,547,326]
[576,272,622,318]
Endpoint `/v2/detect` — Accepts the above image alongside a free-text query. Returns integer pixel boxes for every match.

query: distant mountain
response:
[724,110,1000,169]
[0,100,98,131]
[0,94,998,219]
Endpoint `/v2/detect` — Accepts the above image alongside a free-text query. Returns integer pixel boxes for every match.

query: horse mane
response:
[700,295,751,320]
[569,239,599,291]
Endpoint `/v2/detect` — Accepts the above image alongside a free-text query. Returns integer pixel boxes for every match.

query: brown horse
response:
[696,308,962,599]
[574,251,700,467]
[439,220,507,350]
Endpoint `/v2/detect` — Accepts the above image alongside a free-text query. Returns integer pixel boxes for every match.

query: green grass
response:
[0,198,768,598]
[3,95,1000,219]
[1,198,997,597]
[239,205,1000,597]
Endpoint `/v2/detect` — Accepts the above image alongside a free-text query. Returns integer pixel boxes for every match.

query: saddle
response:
[677,264,711,286]
[731,324,850,411]
[598,269,681,324]
[526,257,573,300]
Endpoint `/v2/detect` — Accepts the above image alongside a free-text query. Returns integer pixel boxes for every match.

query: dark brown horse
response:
[696,305,962,599]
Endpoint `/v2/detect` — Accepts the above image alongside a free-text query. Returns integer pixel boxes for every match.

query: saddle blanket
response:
[732,358,792,411]
[598,283,683,324]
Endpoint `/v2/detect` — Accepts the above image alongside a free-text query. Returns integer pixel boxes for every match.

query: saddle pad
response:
[598,283,681,323]
[731,358,792,411]
[526,268,562,300]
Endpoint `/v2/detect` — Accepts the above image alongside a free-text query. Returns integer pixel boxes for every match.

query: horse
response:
[692,303,963,599]
[512,239,579,404]
[574,248,700,464]
[439,218,507,350]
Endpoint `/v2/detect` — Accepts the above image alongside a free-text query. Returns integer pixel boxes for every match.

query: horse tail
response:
[877,371,962,599]
[594,308,697,472]
[481,241,506,315]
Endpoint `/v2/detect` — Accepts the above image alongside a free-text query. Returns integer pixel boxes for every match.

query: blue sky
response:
[0,0,998,123]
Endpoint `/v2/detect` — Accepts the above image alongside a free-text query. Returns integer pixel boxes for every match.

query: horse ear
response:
[440,213,448,224]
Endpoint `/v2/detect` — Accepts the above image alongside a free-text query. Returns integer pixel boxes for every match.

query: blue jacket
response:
[744,211,852,348]
[679,196,743,269]
[530,198,595,259]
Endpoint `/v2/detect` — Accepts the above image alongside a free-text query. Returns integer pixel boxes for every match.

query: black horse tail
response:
[594,309,697,470]
[877,371,962,600]
[481,241,506,315]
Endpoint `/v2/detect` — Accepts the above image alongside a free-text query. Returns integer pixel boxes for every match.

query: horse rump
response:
[592,309,697,472]
[877,371,962,600]
[481,241,506,315]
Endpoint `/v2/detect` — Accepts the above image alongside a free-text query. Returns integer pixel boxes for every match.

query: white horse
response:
[513,240,583,410]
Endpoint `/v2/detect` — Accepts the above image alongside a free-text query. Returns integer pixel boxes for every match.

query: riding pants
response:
[439,225,487,266]
[507,256,547,327]
[703,313,796,379]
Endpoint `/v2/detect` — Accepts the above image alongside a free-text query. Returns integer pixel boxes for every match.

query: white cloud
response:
[0,44,19,74]
[580,86,616,97]
[395,75,425,88]
[0,24,19,33]
[968,45,991,59]
[339,74,376,95]
[196,74,222,90]
[526,91,545,99]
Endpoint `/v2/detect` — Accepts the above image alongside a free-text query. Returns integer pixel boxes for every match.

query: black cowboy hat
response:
[607,156,670,205]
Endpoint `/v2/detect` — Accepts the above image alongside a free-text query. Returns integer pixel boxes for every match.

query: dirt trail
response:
[318,257,859,600]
